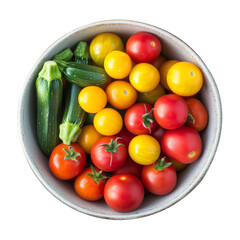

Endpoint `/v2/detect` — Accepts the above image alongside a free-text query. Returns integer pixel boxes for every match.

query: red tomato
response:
[124,103,157,135]
[91,136,127,172]
[113,157,143,179]
[151,125,166,143]
[74,166,108,201]
[154,94,188,129]
[161,127,202,164]
[113,126,135,146]
[151,55,167,69]
[104,174,144,212]
[141,157,177,195]
[126,32,161,63]
[185,98,208,132]
[49,143,86,180]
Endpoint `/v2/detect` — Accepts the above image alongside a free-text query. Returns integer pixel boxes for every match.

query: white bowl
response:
[18,20,222,220]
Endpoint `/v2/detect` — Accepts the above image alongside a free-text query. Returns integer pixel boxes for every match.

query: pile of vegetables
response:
[36,32,208,212]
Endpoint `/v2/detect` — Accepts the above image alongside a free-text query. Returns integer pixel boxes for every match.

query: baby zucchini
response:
[55,59,108,87]
[59,83,86,145]
[36,61,63,156]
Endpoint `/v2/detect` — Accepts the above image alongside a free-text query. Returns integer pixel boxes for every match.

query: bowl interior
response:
[19,20,222,220]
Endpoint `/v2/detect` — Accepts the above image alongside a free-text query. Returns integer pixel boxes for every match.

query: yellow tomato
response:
[128,135,161,165]
[137,84,166,105]
[167,62,203,96]
[77,125,103,154]
[104,51,132,79]
[170,158,187,172]
[106,81,137,110]
[93,108,123,136]
[90,33,124,67]
[159,60,179,90]
[129,63,160,93]
[78,86,107,113]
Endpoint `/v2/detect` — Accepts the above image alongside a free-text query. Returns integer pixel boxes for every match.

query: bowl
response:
[18,20,222,220]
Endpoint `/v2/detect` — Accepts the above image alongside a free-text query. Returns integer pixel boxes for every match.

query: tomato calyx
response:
[153,157,172,171]
[142,104,155,133]
[186,112,196,124]
[99,137,125,166]
[87,165,109,184]
[63,146,81,163]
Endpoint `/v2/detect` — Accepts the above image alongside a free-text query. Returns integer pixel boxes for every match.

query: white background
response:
[1,0,239,239]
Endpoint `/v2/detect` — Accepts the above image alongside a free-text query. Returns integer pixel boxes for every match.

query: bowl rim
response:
[18,19,222,220]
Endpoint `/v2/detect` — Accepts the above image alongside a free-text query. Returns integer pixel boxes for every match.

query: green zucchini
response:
[36,61,63,156]
[53,48,73,62]
[59,83,86,145]
[74,41,90,64]
[59,42,89,145]
[55,59,108,87]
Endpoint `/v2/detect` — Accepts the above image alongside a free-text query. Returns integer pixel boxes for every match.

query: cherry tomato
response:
[151,55,167,69]
[129,135,161,165]
[129,63,160,92]
[49,143,86,180]
[91,136,127,172]
[126,32,161,63]
[151,125,166,143]
[99,76,112,90]
[93,108,123,136]
[113,126,135,146]
[104,51,132,79]
[170,158,187,172]
[161,126,202,164]
[141,157,177,195]
[113,157,143,179]
[154,94,188,130]
[167,62,203,96]
[74,166,108,201]
[104,174,144,212]
[125,103,157,135]
[185,98,208,132]
[90,33,124,67]
[159,60,179,90]
[137,84,166,106]
[106,80,137,110]
[77,124,103,154]
[78,86,107,113]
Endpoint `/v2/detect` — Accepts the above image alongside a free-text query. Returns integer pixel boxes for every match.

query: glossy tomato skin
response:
[91,136,127,172]
[104,51,132,79]
[90,33,124,67]
[161,127,202,164]
[113,126,135,146]
[167,62,203,97]
[74,167,107,201]
[126,32,161,63]
[106,80,137,110]
[77,124,103,154]
[78,86,107,113]
[124,103,157,135]
[93,108,123,136]
[141,159,177,195]
[113,157,143,179]
[49,143,86,180]
[185,98,208,132]
[104,174,144,212]
[154,94,188,130]
[129,135,161,165]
